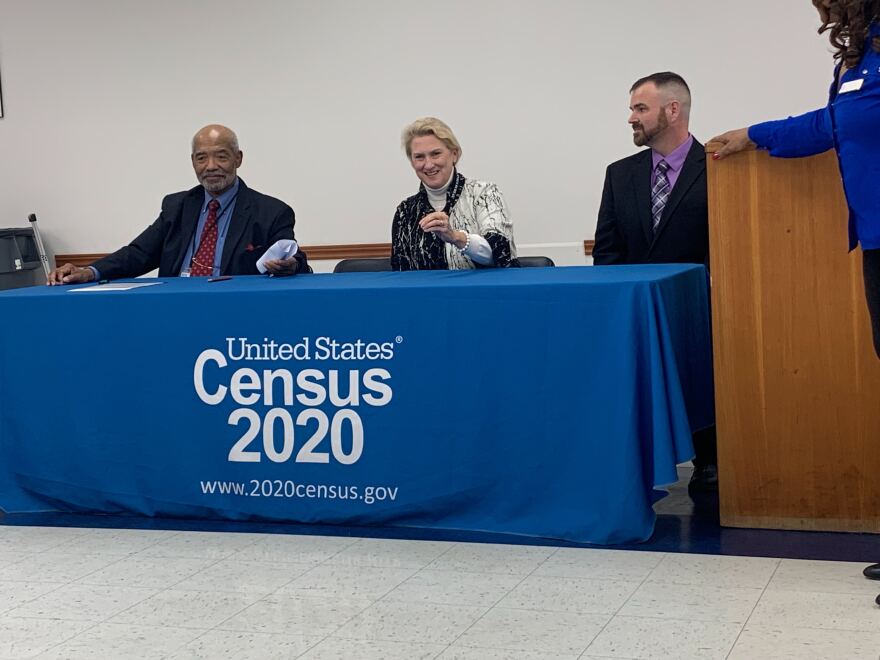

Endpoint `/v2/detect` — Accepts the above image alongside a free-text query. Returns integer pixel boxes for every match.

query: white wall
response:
[0,0,832,266]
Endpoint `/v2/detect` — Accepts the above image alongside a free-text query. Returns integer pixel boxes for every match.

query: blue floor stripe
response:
[2,468,878,563]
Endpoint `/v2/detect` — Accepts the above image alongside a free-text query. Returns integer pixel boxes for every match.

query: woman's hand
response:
[419,211,466,247]
[710,128,755,160]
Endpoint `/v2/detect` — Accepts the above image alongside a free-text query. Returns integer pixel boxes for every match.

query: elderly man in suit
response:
[593,71,716,492]
[48,124,309,283]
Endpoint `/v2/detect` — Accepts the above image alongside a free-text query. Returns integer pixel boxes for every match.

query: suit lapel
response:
[631,150,654,247]
[221,179,253,273]
[650,140,705,250]
[173,189,203,275]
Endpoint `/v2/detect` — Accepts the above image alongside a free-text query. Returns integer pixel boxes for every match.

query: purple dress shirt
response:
[651,134,694,191]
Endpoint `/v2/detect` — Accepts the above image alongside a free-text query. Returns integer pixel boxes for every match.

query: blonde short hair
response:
[401,117,462,160]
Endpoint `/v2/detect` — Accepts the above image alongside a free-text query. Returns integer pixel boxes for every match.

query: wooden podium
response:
[706,145,880,533]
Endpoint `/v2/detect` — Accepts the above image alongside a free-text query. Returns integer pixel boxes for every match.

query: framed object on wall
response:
[0,70,4,118]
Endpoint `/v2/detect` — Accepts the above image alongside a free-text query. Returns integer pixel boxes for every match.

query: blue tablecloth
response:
[0,265,713,544]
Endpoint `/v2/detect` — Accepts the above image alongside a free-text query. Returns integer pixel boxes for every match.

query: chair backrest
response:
[518,256,555,268]
[333,257,393,273]
[333,256,554,272]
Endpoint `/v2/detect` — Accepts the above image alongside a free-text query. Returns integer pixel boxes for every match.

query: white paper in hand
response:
[256,239,299,274]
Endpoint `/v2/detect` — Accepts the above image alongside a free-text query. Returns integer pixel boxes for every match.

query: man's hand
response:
[47,263,97,286]
[262,258,299,276]
[710,128,755,160]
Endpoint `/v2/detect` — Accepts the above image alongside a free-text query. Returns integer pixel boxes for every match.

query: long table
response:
[0,265,713,544]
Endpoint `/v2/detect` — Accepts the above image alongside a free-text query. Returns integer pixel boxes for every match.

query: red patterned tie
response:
[190,199,220,276]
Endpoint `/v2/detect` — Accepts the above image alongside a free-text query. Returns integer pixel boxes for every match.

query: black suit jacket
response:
[593,139,708,267]
[92,179,310,279]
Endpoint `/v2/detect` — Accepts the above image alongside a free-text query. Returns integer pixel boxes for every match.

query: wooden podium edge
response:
[724,514,880,534]
[703,141,757,154]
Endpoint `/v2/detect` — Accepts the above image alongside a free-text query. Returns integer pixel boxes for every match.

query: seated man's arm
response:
[261,204,312,275]
[592,167,626,265]
[88,196,177,281]
[91,221,166,280]
[47,202,172,285]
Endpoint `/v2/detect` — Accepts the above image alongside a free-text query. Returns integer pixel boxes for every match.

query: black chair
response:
[333,257,393,273]
[518,256,555,268]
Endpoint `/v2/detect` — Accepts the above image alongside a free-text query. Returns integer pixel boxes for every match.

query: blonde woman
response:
[391,117,518,270]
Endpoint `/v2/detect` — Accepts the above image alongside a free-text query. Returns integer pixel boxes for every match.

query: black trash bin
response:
[0,229,43,290]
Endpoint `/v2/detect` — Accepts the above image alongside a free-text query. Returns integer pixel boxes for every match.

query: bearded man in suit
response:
[593,71,716,492]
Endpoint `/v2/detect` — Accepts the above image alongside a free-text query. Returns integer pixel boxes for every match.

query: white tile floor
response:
[0,526,878,659]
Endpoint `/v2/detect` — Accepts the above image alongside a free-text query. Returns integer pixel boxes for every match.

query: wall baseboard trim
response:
[54,253,111,268]
[300,243,392,260]
[55,240,595,268]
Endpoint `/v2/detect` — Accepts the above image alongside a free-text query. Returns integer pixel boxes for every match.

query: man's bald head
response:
[192,124,240,154]
[190,124,243,195]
